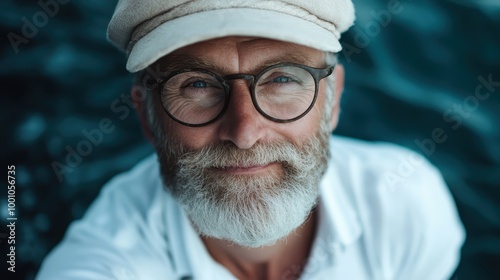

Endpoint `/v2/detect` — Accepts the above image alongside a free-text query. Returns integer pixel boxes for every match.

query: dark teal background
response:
[1,0,499,279]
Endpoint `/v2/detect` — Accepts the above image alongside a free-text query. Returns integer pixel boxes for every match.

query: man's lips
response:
[212,162,280,174]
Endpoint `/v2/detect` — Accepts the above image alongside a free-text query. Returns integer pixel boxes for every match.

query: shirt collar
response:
[316,146,363,250]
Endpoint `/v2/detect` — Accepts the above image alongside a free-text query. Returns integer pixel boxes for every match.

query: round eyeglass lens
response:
[255,66,316,121]
[161,71,226,125]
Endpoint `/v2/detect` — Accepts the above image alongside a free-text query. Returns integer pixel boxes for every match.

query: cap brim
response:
[127,8,342,72]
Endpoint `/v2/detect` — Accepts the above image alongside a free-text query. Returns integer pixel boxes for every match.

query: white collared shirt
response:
[37,136,465,280]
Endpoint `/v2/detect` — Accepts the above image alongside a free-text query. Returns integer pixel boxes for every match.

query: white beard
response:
[157,133,330,248]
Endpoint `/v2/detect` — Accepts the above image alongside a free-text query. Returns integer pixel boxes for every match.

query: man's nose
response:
[218,81,266,149]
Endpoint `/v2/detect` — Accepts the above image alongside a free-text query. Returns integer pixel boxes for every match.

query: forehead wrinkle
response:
[246,40,319,63]
[157,48,322,77]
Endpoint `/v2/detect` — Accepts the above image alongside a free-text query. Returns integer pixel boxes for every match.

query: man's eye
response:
[272,76,292,83]
[191,81,208,88]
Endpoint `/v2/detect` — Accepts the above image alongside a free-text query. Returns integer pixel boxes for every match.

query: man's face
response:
[146,37,338,247]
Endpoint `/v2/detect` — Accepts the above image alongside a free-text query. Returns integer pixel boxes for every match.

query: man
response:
[37,1,465,279]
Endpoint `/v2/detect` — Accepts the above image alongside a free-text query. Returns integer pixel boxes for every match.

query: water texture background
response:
[1,0,499,279]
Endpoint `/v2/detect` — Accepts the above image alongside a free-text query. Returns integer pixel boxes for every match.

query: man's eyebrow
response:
[258,52,314,69]
[158,55,229,75]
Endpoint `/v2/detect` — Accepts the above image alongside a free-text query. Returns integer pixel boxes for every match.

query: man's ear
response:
[330,64,345,131]
[131,86,155,145]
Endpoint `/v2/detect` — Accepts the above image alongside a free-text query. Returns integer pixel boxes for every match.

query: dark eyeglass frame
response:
[156,63,335,127]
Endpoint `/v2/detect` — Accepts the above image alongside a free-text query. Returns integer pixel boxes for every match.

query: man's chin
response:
[194,210,311,249]
[182,184,319,249]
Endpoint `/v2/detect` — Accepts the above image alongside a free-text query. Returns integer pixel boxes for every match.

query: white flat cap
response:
[107,0,356,73]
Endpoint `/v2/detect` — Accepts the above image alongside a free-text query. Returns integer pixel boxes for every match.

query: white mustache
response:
[176,140,311,170]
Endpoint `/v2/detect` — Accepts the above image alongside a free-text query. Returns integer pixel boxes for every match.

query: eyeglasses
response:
[157,63,335,127]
